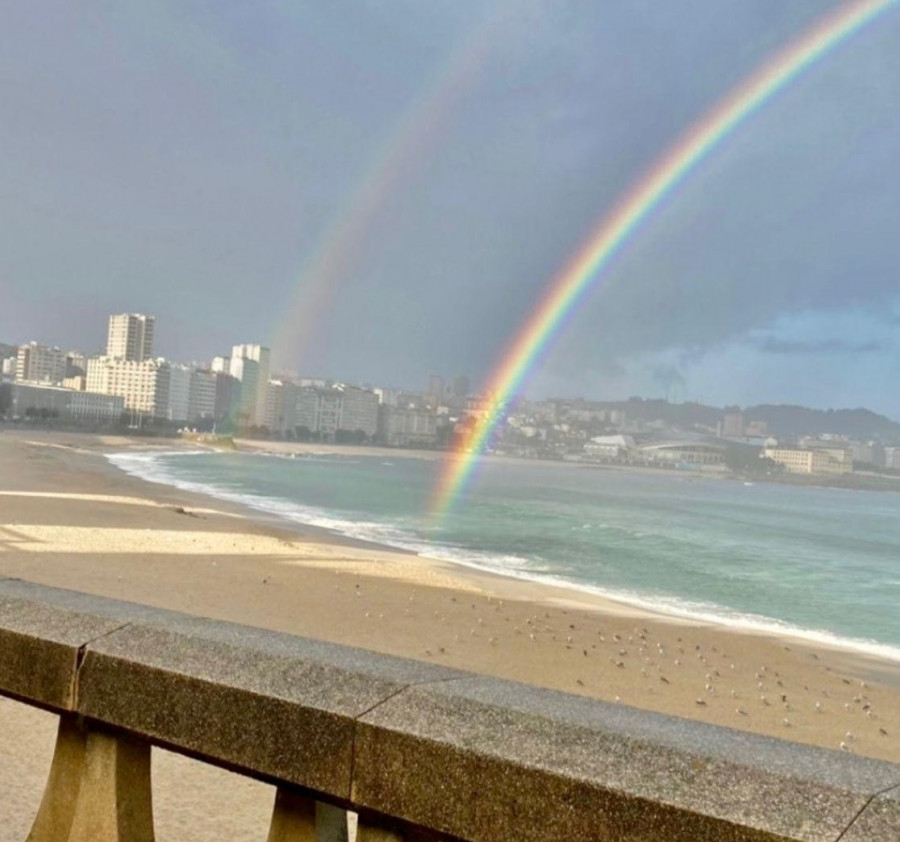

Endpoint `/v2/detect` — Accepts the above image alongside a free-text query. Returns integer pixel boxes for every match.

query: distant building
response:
[0,382,123,422]
[65,352,87,379]
[373,387,400,407]
[107,314,155,362]
[451,375,469,399]
[15,342,68,384]
[86,357,161,417]
[426,375,444,407]
[377,405,437,446]
[744,419,768,437]
[265,379,301,434]
[187,369,217,424]
[637,440,725,466]
[156,362,191,422]
[294,384,378,440]
[213,372,238,424]
[584,434,635,460]
[763,447,852,475]
[230,344,270,427]
[847,440,885,467]
[884,446,900,470]
[719,412,743,438]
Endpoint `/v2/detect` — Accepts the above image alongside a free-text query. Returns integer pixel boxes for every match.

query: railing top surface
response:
[0,576,898,842]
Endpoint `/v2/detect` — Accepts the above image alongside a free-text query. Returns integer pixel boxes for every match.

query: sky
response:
[3,1,900,415]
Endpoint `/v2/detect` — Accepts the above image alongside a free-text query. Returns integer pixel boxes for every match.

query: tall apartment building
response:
[229,356,259,427]
[337,384,378,437]
[15,342,68,384]
[229,344,270,427]
[155,362,191,422]
[107,314,155,362]
[187,369,218,423]
[86,358,161,416]
[213,372,238,424]
[377,405,437,446]
[265,379,301,434]
[294,384,378,440]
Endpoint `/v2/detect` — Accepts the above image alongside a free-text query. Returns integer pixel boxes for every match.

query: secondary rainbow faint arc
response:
[270,4,507,370]
[431,0,897,519]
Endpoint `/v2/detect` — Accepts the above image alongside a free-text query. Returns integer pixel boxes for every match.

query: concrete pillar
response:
[267,788,349,842]
[27,714,154,842]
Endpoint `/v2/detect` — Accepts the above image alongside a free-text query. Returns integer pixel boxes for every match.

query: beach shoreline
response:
[0,429,898,765]
[116,432,900,671]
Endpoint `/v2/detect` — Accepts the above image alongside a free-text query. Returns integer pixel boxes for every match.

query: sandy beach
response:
[1,430,898,840]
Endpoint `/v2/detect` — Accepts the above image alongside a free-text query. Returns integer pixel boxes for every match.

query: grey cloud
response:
[756,337,885,355]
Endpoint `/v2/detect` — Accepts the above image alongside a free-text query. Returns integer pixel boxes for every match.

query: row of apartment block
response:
[3,315,444,444]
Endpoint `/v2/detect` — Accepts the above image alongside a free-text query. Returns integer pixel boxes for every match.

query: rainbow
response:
[270,5,508,371]
[431,0,896,518]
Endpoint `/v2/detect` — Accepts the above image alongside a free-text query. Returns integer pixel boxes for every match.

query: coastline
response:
[120,433,900,669]
[0,430,898,764]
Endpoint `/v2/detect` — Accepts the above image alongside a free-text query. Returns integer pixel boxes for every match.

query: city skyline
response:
[6,312,900,428]
[3,3,900,414]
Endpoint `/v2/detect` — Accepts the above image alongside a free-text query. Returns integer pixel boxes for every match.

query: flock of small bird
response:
[341,577,895,758]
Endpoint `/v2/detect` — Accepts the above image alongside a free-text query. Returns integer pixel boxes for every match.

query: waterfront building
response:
[107,314,155,362]
[584,434,635,461]
[294,384,378,440]
[0,382,124,422]
[377,405,437,446]
[15,342,68,384]
[213,371,238,425]
[86,357,161,417]
[265,379,301,434]
[637,440,725,467]
[230,344,270,427]
[229,356,259,428]
[155,362,191,422]
[187,369,217,424]
[336,384,378,437]
[763,447,852,475]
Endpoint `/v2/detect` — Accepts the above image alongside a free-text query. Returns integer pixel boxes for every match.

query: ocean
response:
[108,449,900,662]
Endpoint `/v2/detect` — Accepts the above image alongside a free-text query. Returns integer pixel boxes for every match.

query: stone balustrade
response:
[0,577,897,841]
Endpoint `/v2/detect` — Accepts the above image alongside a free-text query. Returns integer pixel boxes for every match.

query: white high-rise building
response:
[107,314,155,362]
[156,362,191,422]
[188,369,218,423]
[86,357,161,417]
[230,344,270,426]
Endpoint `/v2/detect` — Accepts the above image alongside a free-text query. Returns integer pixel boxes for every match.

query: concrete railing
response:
[0,578,897,841]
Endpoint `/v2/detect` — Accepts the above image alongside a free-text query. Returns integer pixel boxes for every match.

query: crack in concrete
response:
[69,621,133,705]
[834,781,900,841]
[346,674,466,805]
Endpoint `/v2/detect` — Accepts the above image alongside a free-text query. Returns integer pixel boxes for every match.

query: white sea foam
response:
[106,450,900,664]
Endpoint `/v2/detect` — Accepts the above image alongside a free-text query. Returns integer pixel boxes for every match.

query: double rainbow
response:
[431,0,896,518]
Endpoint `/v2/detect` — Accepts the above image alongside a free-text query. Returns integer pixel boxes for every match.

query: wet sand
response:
[0,430,898,840]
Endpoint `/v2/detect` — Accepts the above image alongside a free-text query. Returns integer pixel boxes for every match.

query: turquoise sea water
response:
[108,449,900,661]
